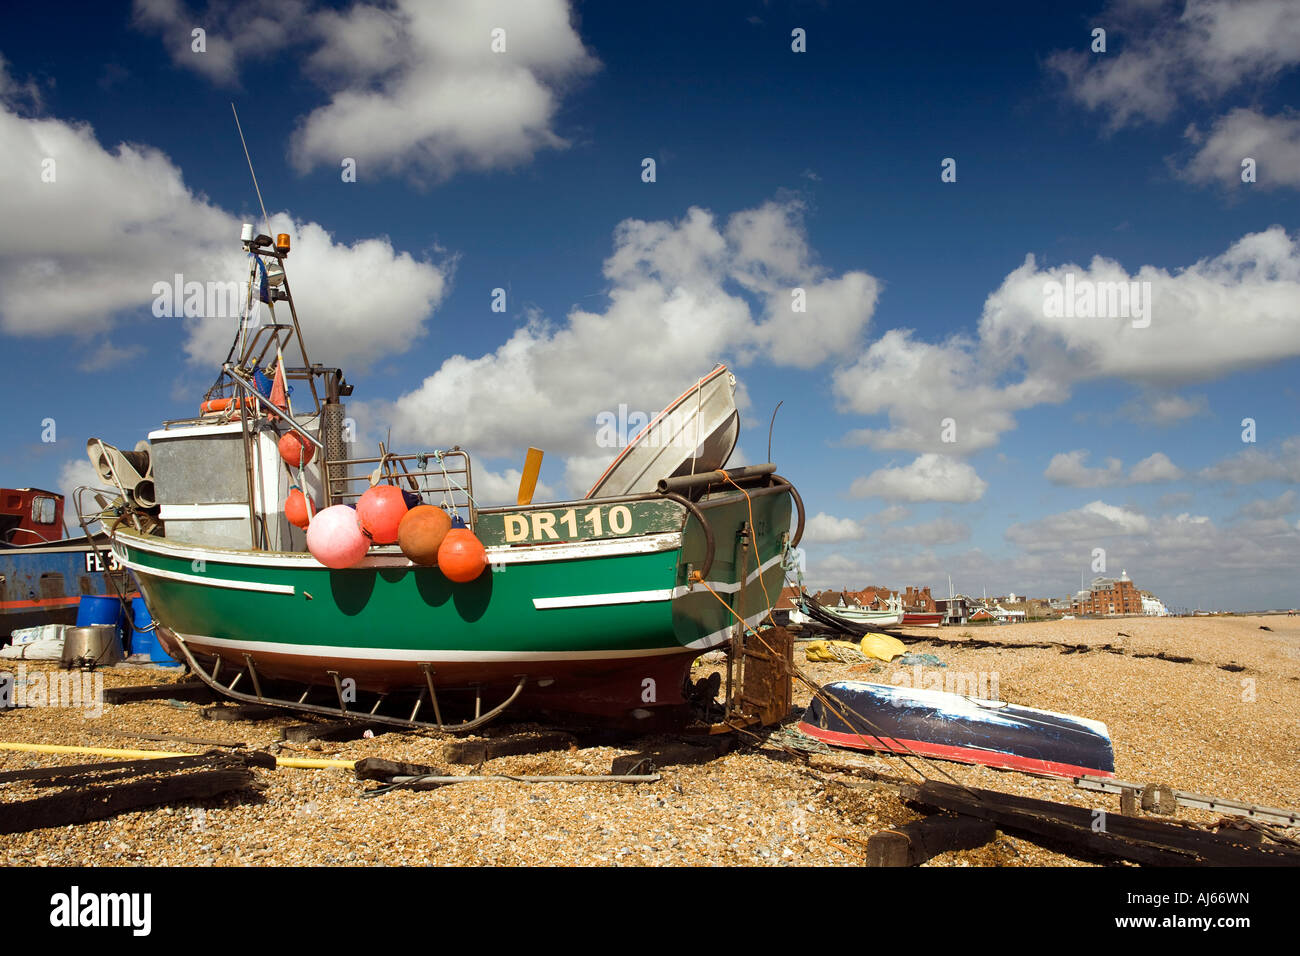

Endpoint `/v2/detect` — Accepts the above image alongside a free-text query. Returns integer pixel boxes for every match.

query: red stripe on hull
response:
[0,596,82,610]
[797,721,1114,780]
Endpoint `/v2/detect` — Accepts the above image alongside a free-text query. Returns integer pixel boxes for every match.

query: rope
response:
[693,470,982,796]
[434,450,478,512]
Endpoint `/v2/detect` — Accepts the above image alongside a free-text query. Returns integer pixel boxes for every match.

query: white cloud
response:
[0,53,41,111]
[1122,391,1208,425]
[1045,450,1125,487]
[133,0,599,182]
[850,454,987,503]
[1129,451,1184,483]
[292,0,599,181]
[132,0,311,86]
[1045,449,1184,486]
[835,228,1300,454]
[0,99,452,369]
[381,199,879,463]
[1181,108,1300,189]
[57,458,105,518]
[1199,435,1300,483]
[1234,489,1297,519]
[1006,500,1152,551]
[879,517,971,548]
[802,512,865,543]
[470,463,556,508]
[1046,0,1300,129]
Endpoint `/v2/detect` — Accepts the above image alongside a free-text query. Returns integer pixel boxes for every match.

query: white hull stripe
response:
[178,632,696,663]
[115,530,681,570]
[683,608,771,651]
[528,552,784,611]
[533,589,672,609]
[117,554,295,595]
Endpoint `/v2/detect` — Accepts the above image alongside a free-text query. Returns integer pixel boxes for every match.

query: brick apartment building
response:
[1071,570,1144,616]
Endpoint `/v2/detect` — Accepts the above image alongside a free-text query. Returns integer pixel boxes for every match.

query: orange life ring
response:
[199,397,247,414]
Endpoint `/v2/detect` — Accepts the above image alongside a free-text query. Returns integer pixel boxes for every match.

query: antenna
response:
[231,102,271,238]
[767,400,783,462]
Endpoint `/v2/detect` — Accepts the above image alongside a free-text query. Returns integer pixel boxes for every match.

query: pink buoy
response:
[357,485,408,545]
[306,504,370,568]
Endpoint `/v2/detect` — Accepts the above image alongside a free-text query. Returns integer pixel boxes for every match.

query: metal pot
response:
[61,624,124,670]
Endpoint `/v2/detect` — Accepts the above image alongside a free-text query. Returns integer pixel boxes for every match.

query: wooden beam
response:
[866,815,997,866]
[0,769,258,835]
[444,731,577,765]
[354,757,445,781]
[102,682,218,705]
[899,780,1300,867]
[281,720,389,743]
[0,750,274,786]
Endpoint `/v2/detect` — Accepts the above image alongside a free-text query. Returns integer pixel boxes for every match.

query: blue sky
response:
[2,0,1298,610]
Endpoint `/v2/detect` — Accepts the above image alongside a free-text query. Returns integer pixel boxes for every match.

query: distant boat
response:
[799,680,1115,779]
[901,611,943,628]
[822,605,903,628]
[1,488,120,638]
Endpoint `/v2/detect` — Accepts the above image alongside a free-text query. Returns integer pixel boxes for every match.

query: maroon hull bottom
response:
[159,628,703,728]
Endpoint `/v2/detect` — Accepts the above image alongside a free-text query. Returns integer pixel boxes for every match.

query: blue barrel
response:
[129,597,181,666]
[77,595,129,656]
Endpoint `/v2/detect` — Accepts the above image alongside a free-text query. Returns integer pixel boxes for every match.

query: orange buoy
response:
[278,431,314,467]
[437,517,488,583]
[397,505,452,566]
[356,484,408,545]
[285,486,315,529]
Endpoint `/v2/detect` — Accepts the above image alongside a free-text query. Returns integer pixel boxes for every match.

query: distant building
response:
[936,595,972,625]
[1141,595,1170,616]
[1072,570,1144,616]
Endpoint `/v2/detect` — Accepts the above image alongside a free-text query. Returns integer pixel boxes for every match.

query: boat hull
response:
[799,680,1115,778]
[901,612,943,628]
[113,488,791,725]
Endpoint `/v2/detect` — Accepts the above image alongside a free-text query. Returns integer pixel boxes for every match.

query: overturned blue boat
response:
[799,680,1115,779]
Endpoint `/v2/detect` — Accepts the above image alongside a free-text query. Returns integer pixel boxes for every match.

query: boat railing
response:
[327,449,475,528]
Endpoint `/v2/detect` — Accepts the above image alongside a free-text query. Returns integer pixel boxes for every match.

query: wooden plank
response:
[0,769,257,835]
[866,815,997,866]
[444,731,577,765]
[354,757,445,781]
[899,780,1300,867]
[202,703,284,722]
[0,750,274,786]
[102,682,218,705]
[115,732,246,749]
[281,720,389,744]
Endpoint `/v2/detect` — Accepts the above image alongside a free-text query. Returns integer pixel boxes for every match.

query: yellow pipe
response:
[0,742,355,770]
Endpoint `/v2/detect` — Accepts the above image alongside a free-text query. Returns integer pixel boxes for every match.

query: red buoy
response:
[356,484,408,545]
[285,486,315,529]
[279,431,314,467]
[437,518,488,583]
[397,505,452,566]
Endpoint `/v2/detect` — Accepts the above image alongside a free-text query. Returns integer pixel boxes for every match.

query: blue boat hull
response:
[799,680,1115,778]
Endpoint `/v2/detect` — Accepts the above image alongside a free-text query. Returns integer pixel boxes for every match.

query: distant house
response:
[770,585,804,626]
[936,595,972,625]
[968,607,994,623]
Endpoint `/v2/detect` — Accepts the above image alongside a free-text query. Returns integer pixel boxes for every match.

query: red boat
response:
[902,611,943,628]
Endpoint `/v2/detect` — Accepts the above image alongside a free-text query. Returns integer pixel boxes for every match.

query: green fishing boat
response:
[85,225,804,731]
